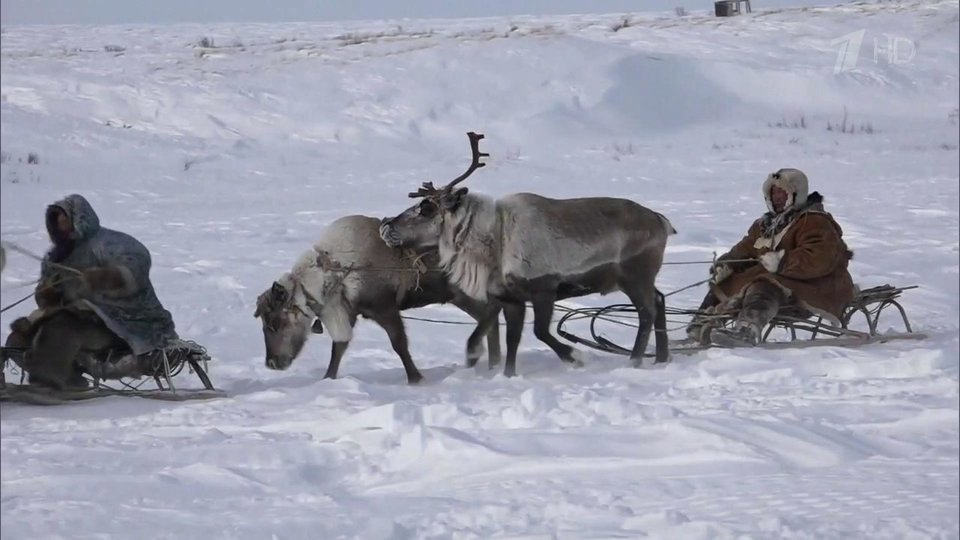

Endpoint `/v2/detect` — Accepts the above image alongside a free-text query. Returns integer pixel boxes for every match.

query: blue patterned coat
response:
[36,194,178,355]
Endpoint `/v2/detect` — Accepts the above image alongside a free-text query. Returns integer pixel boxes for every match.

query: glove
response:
[710,263,733,284]
[759,250,785,273]
[35,277,66,308]
[81,266,135,294]
[10,316,34,336]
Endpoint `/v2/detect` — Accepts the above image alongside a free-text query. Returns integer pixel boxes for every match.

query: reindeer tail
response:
[656,212,677,235]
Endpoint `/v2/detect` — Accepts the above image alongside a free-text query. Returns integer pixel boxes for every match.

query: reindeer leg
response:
[531,294,578,364]
[653,288,670,364]
[502,301,525,378]
[457,297,502,369]
[465,311,498,368]
[370,308,424,385]
[484,306,502,369]
[453,295,487,367]
[323,341,350,380]
[621,280,657,368]
[323,313,356,380]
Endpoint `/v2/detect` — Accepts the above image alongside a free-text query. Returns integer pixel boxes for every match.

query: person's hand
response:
[10,316,33,336]
[35,277,65,307]
[710,263,733,284]
[81,266,132,293]
[759,250,785,273]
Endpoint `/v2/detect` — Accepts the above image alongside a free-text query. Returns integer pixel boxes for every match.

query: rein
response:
[0,275,73,314]
[0,241,86,314]
[1,292,37,314]
[392,257,758,326]
[662,258,756,266]
[268,252,758,327]
[1,241,84,276]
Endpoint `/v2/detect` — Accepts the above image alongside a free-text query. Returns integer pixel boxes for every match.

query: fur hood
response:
[762,168,808,213]
[46,194,102,243]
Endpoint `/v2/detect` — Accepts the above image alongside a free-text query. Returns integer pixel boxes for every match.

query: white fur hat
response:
[762,168,808,212]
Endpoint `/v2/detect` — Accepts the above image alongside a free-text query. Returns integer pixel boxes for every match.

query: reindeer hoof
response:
[631,356,656,368]
[565,348,586,368]
[654,354,672,365]
[466,342,485,368]
[407,373,424,385]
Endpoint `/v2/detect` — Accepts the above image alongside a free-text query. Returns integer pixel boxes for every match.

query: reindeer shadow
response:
[347,363,461,386]
[227,371,331,396]
[330,351,574,387]
[346,346,678,386]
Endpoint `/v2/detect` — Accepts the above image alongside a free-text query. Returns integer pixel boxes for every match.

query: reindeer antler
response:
[408,132,488,200]
[408,181,438,199]
[446,131,488,191]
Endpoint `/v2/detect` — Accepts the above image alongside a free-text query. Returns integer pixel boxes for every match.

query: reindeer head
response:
[380,132,488,249]
[254,277,318,370]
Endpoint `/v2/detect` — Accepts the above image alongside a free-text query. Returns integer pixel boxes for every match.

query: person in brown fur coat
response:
[687,168,856,347]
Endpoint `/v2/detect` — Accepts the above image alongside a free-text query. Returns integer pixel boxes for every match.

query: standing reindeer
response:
[379,132,674,377]
[254,215,501,384]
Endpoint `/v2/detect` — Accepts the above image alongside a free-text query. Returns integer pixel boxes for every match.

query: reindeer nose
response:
[266,356,292,371]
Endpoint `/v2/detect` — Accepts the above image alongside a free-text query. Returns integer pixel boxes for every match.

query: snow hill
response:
[1,1,958,538]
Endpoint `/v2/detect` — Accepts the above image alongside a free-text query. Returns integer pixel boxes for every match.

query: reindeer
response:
[379,132,674,377]
[254,214,501,384]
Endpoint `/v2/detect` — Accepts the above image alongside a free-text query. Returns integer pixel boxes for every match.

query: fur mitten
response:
[711,263,733,284]
[82,266,136,294]
[759,250,785,273]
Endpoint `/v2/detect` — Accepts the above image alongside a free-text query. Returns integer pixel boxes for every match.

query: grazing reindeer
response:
[380,132,674,377]
[254,215,501,384]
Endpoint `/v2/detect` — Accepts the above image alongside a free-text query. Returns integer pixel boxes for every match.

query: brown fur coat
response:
[712,193,856,325]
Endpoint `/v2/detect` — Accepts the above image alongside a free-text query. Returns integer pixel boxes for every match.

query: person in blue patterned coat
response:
[6,194,178,389]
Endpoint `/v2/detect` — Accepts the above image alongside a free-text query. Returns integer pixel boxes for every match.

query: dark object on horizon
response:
[715,0,752,17]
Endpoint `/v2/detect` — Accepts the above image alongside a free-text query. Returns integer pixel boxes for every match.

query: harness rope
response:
[396,262,757,328]
[2,239,754,324]
[0,241,87,314]
[0,275,75,314]
[271,252,759,328]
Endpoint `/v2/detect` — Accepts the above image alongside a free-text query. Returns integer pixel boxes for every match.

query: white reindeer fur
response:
[438,193,675,302]
[276,215,419,342]
[438,195,501,300]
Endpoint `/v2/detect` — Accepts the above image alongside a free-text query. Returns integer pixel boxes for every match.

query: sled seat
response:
[1,338,216,392]
[759,284,917,342]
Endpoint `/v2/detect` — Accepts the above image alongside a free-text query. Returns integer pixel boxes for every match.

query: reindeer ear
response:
[271,281,287,300]
[254,291,268,318]
[442,187,469,211]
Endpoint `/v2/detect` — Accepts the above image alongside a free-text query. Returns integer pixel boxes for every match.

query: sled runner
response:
[1,339,226,405]
[555,284,927,357]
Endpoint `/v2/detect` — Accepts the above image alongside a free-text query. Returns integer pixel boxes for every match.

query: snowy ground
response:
[1,1,958,538]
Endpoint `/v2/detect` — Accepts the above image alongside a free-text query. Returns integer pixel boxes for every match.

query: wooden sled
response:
[0,383,226,405]
[556,284,927,357]
[1,339,227,405]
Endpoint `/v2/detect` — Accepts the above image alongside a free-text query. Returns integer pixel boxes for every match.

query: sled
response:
[555,284,927,357]
[1,339,227,405]
[0,383,226,405]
